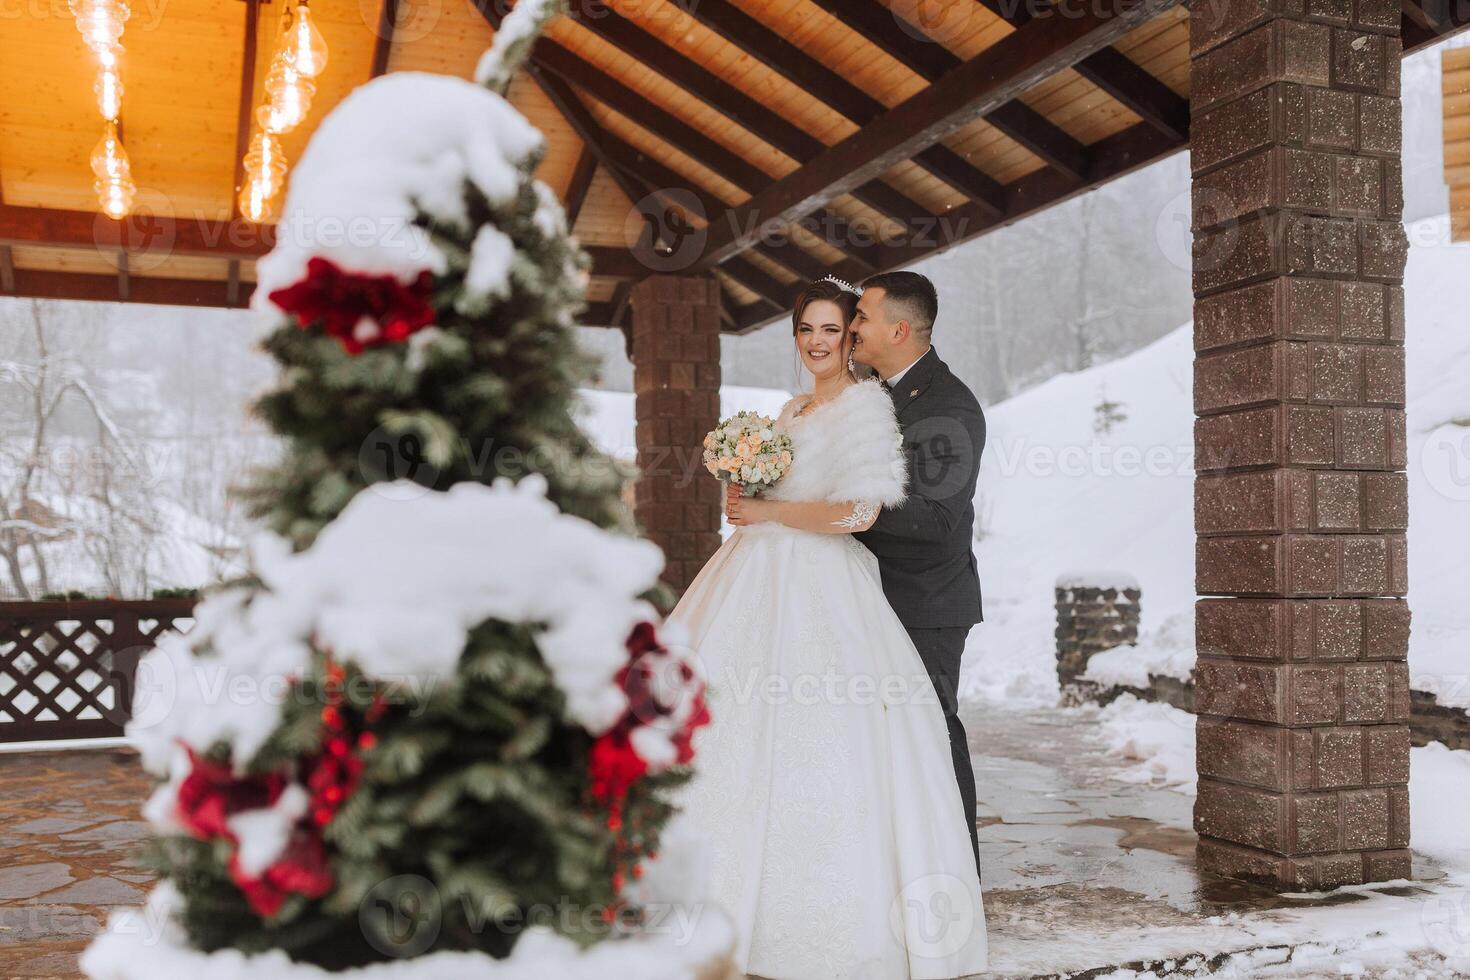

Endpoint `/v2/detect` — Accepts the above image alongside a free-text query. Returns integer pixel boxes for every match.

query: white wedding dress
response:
[669,380,988,980]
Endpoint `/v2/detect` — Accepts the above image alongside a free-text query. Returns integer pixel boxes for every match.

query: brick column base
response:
[630,275,723,594]
[1189,0,1411,889]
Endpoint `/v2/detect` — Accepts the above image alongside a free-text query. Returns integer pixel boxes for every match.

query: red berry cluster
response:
[306,660,383,829]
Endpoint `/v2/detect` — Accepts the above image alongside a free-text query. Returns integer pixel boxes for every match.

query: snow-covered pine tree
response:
[245,21,627,549]
[83,3,723,977]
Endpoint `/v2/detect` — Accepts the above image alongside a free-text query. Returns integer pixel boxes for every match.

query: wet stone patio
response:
[0,707,1461,978]
[0,749,153,979]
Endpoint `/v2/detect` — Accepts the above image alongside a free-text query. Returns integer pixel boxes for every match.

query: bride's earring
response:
[847,354,856,375]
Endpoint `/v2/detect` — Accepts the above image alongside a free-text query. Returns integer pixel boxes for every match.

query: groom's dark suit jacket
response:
[855,347,985,629]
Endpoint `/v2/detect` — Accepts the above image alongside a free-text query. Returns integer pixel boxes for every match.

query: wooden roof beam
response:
[608,280,631,328]
[229,0,264,300]
[0,175,11,295]
[533,0,925,218]
[696,0,1173,268]
[563,145,598,229]
[727,118,1186,333]
[370,0,398,78]
[679,0,1005,207]
[526,63,800,315]
[0,203,642,283]
[969,0,1188,141]
[0,204,272,258]
[1403,0,1470,52]
[809,0,1085,181]
[529,47,878,271]
[529,43,879,271]
[8,269,255,308]
[719,259,794,315]
[581,300,615,325]
[528,59,861,294]
[593,126,860,287]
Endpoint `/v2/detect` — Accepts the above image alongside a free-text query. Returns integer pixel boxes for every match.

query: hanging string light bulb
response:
[94,63,123,119]
[91,120,134,219]
[282,0,329,78]
[236,0,329,223]
[71,1,135,218]
[238,131,290,222]
[72,0,128,54]
[261,59,316,134]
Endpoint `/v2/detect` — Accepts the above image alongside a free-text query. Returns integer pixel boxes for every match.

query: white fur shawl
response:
[763,379,907,506]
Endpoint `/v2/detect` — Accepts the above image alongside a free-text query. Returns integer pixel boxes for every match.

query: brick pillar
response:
[1190,0,1411,889]
[630,274,723,594]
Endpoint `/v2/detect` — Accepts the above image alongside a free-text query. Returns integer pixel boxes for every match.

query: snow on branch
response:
[474,0,564,94]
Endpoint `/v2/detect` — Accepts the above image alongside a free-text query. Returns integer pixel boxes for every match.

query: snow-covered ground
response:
[964,214,1470,711]
[1092,695,1470,976]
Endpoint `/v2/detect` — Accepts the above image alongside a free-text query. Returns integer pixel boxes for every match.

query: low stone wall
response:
[1055,574,1141,703]
[1067,673,1196,714]
[1051,578,1469,748]
[1410,690,1470,751]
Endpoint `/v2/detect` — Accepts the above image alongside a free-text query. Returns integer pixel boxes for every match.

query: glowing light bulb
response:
[262,58,315,134]
[71,0,130,54]
[239,176,273,223]
[282,1,328,78]
[244,131,288,185]
[90,121,126,178]
[90,123,134,218]
[94,66,123,119]
[97,179,134,219]
[72,1,136,220]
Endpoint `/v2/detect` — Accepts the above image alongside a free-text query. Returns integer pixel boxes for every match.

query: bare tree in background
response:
[0,302,165,598]
[0,302,66,598]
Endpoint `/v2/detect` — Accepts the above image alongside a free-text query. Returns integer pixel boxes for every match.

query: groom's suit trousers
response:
[905,624,980,880]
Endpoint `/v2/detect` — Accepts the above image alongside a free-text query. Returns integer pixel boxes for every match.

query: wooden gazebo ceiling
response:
[1,1,1466,334]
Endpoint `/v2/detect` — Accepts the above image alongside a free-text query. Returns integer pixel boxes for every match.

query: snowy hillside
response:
[962,214,1470,710]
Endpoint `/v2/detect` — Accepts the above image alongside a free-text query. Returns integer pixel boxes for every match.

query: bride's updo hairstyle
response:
[790,277,859,335]
[790,278,861,381]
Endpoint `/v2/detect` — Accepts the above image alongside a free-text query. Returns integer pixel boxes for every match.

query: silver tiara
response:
[819,274,862,297]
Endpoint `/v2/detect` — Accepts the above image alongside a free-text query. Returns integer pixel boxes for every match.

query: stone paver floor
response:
[1,709,1463,978]
[961,704,1459,978]
[0,749,152,979]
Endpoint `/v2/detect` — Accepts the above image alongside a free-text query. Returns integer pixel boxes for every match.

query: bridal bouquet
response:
[703,411,793,494]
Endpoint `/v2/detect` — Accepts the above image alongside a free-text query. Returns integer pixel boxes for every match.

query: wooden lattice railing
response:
[0,599,196,743]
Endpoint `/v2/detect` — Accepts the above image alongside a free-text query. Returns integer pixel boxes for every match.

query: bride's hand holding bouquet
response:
[702,411,792,525]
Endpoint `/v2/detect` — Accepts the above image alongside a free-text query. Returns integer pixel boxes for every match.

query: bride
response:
[668,278,988,979]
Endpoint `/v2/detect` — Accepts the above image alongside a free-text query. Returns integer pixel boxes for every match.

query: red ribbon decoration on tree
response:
[268,256,436,355]
[170,660,382,918]
[587,621,711,910]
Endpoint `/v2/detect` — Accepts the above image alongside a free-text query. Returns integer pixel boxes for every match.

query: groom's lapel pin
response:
[910,388,919,398]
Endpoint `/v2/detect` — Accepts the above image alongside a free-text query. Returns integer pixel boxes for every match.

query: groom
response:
[849,271,986,876]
